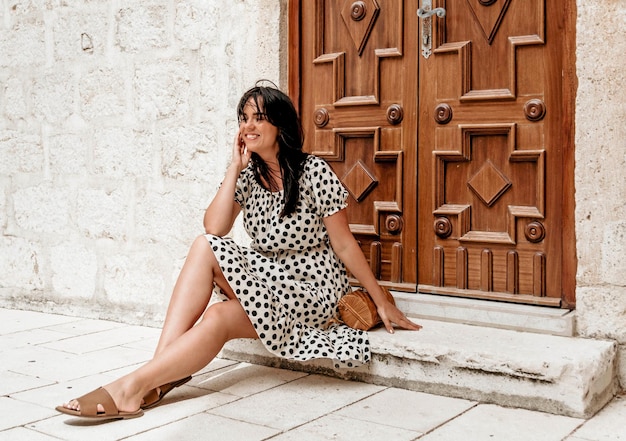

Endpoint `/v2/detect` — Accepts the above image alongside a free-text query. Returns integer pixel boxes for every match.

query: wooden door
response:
[292,0,420,291]
[417,0,575,306]
[290,0,575,306]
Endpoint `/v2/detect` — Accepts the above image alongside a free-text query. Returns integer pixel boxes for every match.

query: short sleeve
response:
[307,157,348,218]
[234,168,252,208]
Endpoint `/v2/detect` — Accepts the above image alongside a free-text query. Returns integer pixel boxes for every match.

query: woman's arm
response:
[324,209,422,333]
[203,133,247,235]
[203,169,241,235]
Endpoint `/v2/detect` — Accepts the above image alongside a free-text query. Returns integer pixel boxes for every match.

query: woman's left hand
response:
[378,302,422,334]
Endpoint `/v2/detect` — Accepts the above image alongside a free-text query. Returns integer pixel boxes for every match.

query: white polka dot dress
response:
[205,156,370,368]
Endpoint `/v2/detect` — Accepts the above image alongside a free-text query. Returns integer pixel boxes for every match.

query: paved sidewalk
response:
[0,308,624,441]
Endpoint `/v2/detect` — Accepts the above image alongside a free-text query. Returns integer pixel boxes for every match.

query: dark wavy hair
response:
[237,81,308,217]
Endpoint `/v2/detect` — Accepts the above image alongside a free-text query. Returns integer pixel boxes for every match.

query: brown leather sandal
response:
[141,376,192,410]
[55,387,143,420]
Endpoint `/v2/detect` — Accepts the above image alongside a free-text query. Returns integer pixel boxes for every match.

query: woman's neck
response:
[257,158,283,191]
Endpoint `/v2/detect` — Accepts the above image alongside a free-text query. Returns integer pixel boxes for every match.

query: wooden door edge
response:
[287,0,301,113]
[559,0,578,309]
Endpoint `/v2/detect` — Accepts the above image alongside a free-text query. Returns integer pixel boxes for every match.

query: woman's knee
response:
[187,235,218,267]
[191,235,212,254]
[201,301,257,340]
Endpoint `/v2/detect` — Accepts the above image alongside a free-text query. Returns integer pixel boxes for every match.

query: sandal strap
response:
[76,387,118,417]
[142,388,159,406]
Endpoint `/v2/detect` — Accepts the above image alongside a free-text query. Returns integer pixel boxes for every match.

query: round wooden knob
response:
[351,2,367,21]
[525,221,546,243]
[434,103,453,124]
[314,108,330,128]
[434,217,452,238]
[524,99,546,121]
[385,215,404,234]
[386,104,404,125]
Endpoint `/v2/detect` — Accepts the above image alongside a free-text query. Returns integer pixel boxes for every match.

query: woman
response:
[56,82,421,420]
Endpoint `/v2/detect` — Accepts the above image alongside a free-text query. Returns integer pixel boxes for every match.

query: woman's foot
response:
[56,386,143,420]
[58,378,144,417]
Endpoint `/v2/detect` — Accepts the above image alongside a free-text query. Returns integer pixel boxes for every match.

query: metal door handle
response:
[417,7,446,19]
[417,1,446,59]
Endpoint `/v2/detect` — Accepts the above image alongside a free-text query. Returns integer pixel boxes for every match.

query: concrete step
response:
[393,292,576,337]
[220,315,618,419]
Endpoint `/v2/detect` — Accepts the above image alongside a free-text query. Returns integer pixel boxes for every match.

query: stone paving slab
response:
[189,362,309,397]
[124,413,281,441]
[1,308,624,441]
[566,394,626,441]
[0,310,77,334]
[418,404,584,441]
[334,388,476,433]
[270,413,420,441]
[40,325,160,355]
[209,374,385,431]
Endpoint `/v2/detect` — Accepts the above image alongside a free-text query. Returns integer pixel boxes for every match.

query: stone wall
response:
[574,0,626,386]
[0,0,287,323]
[0,0,625,386]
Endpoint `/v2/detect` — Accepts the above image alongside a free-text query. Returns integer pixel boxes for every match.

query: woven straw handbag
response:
[337,286,395,331]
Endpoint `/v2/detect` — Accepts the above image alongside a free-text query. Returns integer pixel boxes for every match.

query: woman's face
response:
[239,98,279,160]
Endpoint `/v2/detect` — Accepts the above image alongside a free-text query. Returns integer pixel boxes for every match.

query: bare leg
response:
[96,300,257,413]
[60,236,254,413]
[153,235,237,357]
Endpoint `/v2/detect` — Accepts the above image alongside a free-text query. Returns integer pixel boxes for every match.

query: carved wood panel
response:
[296,0,419,290]
[417,0,574,306]
[290,0,575,305]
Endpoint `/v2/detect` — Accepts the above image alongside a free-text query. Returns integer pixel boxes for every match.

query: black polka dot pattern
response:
[206,156,370,368]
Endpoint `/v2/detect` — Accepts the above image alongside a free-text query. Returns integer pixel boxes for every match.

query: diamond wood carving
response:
[467,159,511,207]
[434,124,545,245]
[342,159,378,202]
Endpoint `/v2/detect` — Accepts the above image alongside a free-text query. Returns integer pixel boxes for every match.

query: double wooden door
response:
[290,0,575,307]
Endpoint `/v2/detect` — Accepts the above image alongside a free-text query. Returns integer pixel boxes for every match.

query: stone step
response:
[220,316,618,419]
[393,291,576,336]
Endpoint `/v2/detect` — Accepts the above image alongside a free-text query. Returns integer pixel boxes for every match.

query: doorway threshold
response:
[393,291,575,336]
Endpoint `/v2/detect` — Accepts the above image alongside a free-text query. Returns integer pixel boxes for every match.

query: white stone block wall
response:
[1,0,625,387]
[574,1,626,386]
[0,0,287,323]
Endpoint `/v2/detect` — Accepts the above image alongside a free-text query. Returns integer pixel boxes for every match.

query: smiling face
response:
[238,98,280,161]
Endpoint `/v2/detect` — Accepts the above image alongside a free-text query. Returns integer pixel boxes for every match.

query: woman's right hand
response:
[231,131,250,172]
